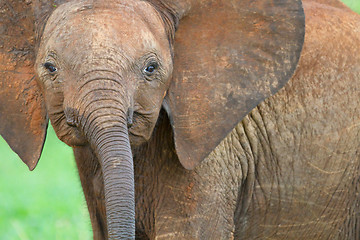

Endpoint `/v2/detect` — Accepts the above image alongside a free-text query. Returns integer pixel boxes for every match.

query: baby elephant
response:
[1,0,359,239]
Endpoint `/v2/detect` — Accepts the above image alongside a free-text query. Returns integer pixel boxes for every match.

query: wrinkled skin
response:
[1,0,305,238]
[0,0,359,239]
[35,1,173,238]
[76,1,360,239]
[131,3,360,240]
[37,1,173,147]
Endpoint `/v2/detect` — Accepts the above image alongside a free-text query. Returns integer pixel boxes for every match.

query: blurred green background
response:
[0,126,91,240]
[0,1,359,240]
[343,0,360,11]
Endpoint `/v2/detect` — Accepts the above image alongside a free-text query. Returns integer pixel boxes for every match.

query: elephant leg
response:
[73,146,107,240]
[135,148,239,240]
[133,112,245,240]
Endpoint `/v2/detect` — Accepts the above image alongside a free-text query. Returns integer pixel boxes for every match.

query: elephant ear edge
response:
[0,1,48,170]
[165,0,305,170]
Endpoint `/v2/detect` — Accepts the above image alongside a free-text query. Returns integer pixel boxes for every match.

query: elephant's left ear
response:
[0,1,48,170]
[164,0,305,170]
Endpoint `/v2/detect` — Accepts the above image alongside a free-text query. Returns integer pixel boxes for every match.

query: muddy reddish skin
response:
[1,0,360,239]
[0,1,48,170]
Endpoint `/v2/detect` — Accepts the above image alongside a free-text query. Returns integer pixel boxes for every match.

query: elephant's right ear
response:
[164,0,305,170]
[0,1,48,170]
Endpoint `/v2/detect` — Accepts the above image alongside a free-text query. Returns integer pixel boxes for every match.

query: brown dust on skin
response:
[0,0,47,169]
[35,0,173,149]
[32,1,175,238]
[1,0,360,239]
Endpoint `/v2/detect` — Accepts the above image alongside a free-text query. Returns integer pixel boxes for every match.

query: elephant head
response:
[0,0,305,238]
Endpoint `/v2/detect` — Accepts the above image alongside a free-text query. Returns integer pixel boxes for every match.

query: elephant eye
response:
[143,62,159,76]
[44,62,57,73]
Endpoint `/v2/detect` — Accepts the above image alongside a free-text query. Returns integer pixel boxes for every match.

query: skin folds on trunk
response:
[93,125,135,239]
[75,77,135,239]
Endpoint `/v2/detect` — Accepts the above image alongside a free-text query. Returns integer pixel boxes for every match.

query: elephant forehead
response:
[87,12,161,53]
[43,1,167,59]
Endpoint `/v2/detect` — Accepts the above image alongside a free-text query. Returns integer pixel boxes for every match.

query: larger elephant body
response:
[130,1,360,239]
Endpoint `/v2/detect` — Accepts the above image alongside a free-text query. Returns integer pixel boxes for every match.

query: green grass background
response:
[0,1,359,240]
[0,126,91,240]
[343,0,360,12]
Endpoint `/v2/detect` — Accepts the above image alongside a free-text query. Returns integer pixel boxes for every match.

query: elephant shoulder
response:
[301,0,360,68]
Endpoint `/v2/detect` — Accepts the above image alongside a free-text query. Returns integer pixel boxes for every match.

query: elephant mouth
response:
[128,127,149,146]
[127,111,155,146]
[54,105,153,147]
[49,110,87,147]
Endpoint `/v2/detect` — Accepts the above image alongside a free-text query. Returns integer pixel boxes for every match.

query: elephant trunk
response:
[75,74,135,239]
